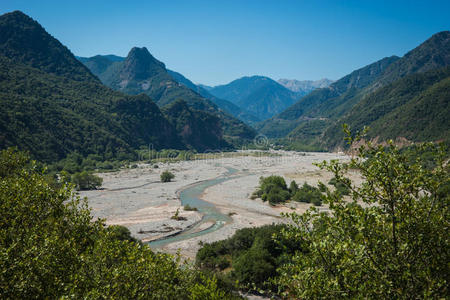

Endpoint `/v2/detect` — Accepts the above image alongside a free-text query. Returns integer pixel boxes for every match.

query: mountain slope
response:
[259,31,450,142]
[322,67,450,148]
[162,99,228,151]
[208,76,302,120]
[257,56,400,137]
[0,11,236,161]
[167,69,260,125]
[80,48,256,141]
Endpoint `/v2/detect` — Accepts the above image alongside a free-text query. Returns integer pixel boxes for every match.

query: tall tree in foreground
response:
[0,148,235,299]
[276,129,449,298]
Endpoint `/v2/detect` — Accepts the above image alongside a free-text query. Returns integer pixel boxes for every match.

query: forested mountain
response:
[258,31,450,147]
[0,11,236,162]
[207,75,302,120]
[79,48,256,141]
[323,67,450,148]
[278,78,333,93]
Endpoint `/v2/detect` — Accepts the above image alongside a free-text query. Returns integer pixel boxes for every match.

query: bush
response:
[184,204,198,211]
[71,171,103,190]
[292,182,323,206]
[276,138,449,298]
[255,175,290,205]
[161,170,175,182]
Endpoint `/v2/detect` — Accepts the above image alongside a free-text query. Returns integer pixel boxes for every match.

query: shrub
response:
[161,170,175,182]
[71,171,103,190]
[292,182,323,206]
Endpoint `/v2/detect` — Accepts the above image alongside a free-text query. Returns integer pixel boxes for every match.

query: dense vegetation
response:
[0,148,238,299]
[275,137,449,298]
[196,224,302,295]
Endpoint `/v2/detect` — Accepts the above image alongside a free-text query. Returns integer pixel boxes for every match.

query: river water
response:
[149,167,238,248]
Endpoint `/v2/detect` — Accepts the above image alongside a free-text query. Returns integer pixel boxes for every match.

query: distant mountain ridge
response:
[207,75,304,120]
[278,78,333,93]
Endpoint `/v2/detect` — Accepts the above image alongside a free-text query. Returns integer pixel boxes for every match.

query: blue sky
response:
[1,0,449,85]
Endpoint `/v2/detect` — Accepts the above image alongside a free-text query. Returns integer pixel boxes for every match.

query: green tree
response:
[289,180,299,195]
[276,136,449,298]
[161,170,175,182]
[0,148,234,299]
[71,171,103,190]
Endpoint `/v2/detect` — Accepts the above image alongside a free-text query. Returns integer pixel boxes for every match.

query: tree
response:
[0,148,234,299]
[71,171,103,190]
[161,170,175,182]
[289,180,299,195]
[275,134,449,298]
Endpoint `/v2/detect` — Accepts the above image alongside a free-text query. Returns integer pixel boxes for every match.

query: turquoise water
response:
[149,167,238,248]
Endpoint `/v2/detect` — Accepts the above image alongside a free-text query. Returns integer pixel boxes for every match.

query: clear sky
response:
[1,0,449,85]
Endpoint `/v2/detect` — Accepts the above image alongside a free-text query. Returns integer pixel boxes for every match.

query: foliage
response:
[184,204,198,211]
[71,171,103,190]
[0,148,236,299]
[291,182,323,206]
[275,137,449,298]
[253,175,290,205]
[161,170,175,182]
[196,224,302,294]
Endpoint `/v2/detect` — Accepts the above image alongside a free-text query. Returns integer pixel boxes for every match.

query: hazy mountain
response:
[79,48,256,142]
[167,70,260,125]
[0,11,183,161]
[278,78,333,93]
[259,31,450,148]
[207,76,303,120]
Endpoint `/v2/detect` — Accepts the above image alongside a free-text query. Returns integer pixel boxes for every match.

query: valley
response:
[79,151,349,258]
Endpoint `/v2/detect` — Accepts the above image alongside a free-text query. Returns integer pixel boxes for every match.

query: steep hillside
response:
[162,99,228,151]
[0,11,238,162]
[322,67,450,148]
[258,56,400,137]
[259,31,450,142]
[167,69,260,125]
[208,76,302,120]
[80,48,256,141]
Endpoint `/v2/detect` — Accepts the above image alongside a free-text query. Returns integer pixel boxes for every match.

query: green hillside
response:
[323,67,450,148]
[167,69,260,125]
[259,31,450,147]
[79,48,256,141]
[0,11,238,162]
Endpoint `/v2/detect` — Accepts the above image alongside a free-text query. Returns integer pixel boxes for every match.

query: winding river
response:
[149,167,239,248]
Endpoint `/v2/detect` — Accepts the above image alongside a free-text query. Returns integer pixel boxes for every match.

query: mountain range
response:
[0,11,255,162]
[206,76,304,120]
[258,31,450,149]
[0,10,448,160]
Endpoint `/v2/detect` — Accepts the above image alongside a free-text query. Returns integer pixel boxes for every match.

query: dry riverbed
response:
[80,151,349,259]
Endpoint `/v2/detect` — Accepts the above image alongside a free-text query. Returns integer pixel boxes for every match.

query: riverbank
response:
[80,151,350,259]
